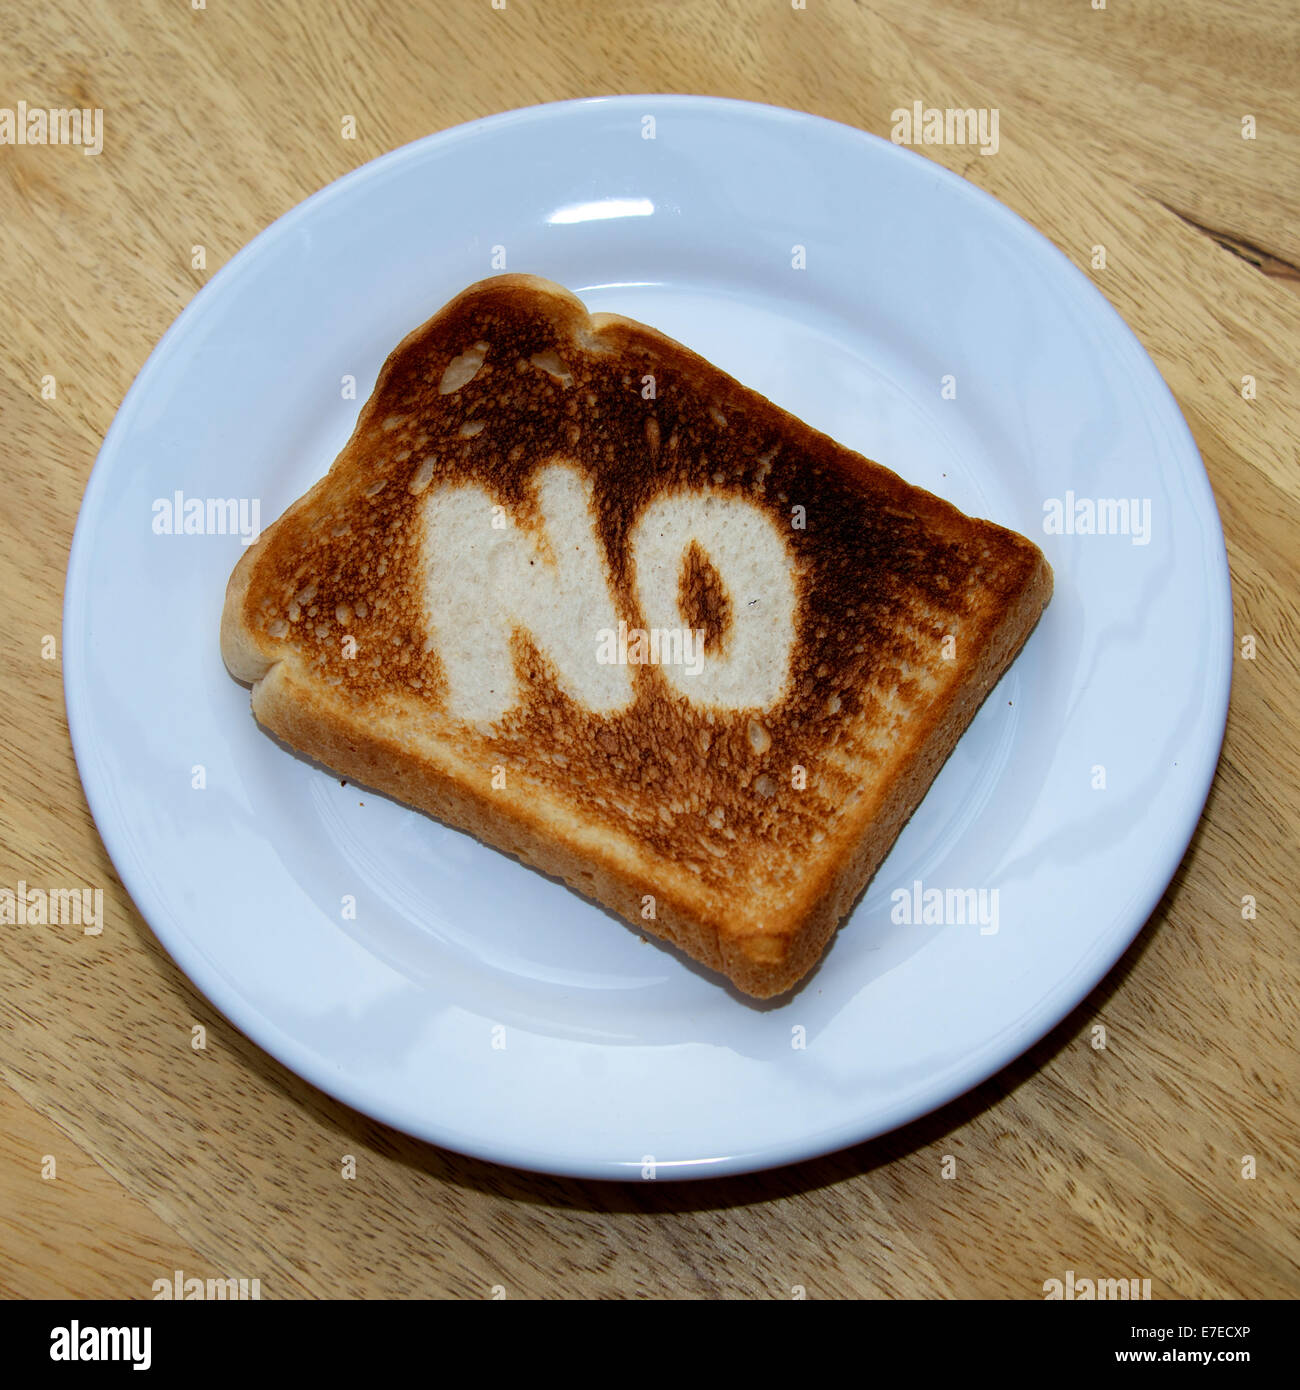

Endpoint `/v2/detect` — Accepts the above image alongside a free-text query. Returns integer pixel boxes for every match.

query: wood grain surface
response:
[2,0,1297,1300]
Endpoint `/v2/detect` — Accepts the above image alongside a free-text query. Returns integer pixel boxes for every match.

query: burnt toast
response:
[221,274,1052,997]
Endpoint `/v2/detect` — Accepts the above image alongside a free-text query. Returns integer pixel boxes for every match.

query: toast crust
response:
[221,274,1052,998]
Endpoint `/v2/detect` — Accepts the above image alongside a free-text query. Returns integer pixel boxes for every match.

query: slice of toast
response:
[221,274,1052,998]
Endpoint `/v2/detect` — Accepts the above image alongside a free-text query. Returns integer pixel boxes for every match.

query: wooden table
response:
[2,0,1296,1300]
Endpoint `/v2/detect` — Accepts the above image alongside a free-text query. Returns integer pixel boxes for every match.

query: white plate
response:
[64,96,1231,1180]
